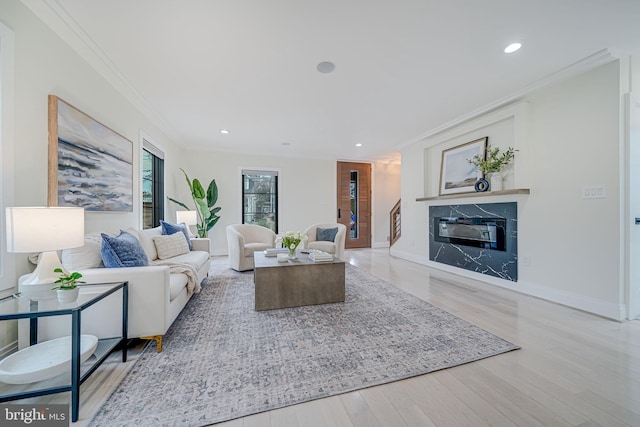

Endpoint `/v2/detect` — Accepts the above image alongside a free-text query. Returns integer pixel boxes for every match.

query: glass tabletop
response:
[0,282,125,319]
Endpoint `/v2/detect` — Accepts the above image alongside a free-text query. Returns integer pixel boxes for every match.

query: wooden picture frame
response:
[439,137,488,196]
[48,95,133,211]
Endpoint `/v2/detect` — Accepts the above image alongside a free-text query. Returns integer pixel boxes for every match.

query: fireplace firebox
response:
[429,203,517,281]
[434,217,506,251]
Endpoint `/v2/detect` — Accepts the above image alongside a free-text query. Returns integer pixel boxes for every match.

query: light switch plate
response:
[582,186,606,199]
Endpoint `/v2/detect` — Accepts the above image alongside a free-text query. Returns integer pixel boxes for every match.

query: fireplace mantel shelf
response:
[416,188,530,202]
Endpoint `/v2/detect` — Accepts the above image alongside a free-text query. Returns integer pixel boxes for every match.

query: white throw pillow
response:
[61,233,104,270]
[153,233,190,260]
[135,226,162,261]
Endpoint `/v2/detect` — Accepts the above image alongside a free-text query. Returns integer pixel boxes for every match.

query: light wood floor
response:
[17,249,640,426]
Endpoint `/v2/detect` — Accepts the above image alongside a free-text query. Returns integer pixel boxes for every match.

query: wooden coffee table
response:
[253,252,345,311]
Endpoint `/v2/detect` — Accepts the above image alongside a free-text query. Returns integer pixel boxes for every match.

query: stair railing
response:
[390,199,401,247]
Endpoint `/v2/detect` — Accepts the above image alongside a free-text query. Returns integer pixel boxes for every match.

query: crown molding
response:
[398,49,617,149]
[21,0,180,142]
[21,1,619,157]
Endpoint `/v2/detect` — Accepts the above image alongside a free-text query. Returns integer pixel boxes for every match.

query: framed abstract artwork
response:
[48,95,133,211]
[439,137,487,196]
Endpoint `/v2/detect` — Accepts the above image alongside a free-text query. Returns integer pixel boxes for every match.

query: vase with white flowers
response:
[276,231,307,259]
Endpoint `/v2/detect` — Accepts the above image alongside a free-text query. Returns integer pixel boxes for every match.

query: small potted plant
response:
[467,146,518,191]
[52,268,85,303]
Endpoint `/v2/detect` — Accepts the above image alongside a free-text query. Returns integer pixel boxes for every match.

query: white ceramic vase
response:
[56,287,79,304]
[490,172,503,192]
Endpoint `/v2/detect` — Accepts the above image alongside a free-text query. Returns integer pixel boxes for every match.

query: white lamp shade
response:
[176,210,198,226]
[6,207,85,253]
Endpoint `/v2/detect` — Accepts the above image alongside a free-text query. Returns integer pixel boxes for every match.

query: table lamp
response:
[5,207,85,299]
[176,210,198,237]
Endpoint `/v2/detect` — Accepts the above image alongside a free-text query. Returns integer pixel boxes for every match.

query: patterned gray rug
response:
[90,264,519,426]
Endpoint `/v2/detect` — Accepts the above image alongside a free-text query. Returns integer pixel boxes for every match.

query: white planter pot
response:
[490,173,503,192]
[56,287,79,304]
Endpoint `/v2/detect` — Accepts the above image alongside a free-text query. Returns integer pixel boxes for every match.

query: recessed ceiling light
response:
[355,143,362,147]
[219,129,230,134]
[317,61,335,74]
[504,43,522,54]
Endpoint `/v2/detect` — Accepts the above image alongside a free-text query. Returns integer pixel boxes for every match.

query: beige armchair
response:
[226,224,276,271]
[304,223,347,259]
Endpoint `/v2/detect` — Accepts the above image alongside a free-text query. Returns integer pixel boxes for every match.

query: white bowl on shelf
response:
[0,335,99,384]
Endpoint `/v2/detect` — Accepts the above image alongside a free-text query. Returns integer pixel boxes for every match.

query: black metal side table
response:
[0,281,128,422]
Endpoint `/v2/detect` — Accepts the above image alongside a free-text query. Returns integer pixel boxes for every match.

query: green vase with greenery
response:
[467,146,517,192]
[467,146,517,174]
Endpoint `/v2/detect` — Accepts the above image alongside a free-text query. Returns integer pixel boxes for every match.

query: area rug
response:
[90,264,519,426]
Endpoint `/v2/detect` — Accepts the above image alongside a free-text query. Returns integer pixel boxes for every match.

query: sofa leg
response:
[141,335,163,352]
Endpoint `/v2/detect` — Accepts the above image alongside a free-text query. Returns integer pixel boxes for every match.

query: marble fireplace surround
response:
[429,202,518,281]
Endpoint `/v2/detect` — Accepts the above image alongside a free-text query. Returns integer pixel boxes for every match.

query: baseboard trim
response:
[373,242,390,249]
[389,248,625,321]
[511,279,626,322]
[389,248,429,265]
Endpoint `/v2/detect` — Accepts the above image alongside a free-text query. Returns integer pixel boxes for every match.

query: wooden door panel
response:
[337,162,371,249]
[337,165,351,232]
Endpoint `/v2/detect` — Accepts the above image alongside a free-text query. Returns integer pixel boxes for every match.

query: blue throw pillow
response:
[316,227,338,242]
[160,220,192,250]
[100,231,149,268]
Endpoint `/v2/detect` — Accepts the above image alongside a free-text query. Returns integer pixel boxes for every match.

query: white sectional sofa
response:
[21,226,211,352]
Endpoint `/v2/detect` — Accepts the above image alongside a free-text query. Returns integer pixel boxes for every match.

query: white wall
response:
[627,56,640,319]
[176,152,402,255]
[0,19,16,358]
[0,1,182,278]
[628,93,640,319]
[394,101,528,259]
[372,161,401,248]
[174,150,337,255]
[393,61,625,320]
[1,0,402,269]
[0,0,184,353]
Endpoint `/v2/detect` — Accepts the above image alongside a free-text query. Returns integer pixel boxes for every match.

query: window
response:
[142,139,164,229]
[350,170,358,238]
[242,169,278,233]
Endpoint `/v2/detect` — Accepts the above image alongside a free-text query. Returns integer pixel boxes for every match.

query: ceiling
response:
[23,0,640,162]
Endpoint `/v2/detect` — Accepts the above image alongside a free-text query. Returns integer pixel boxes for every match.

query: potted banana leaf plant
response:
[168,168,221,238]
